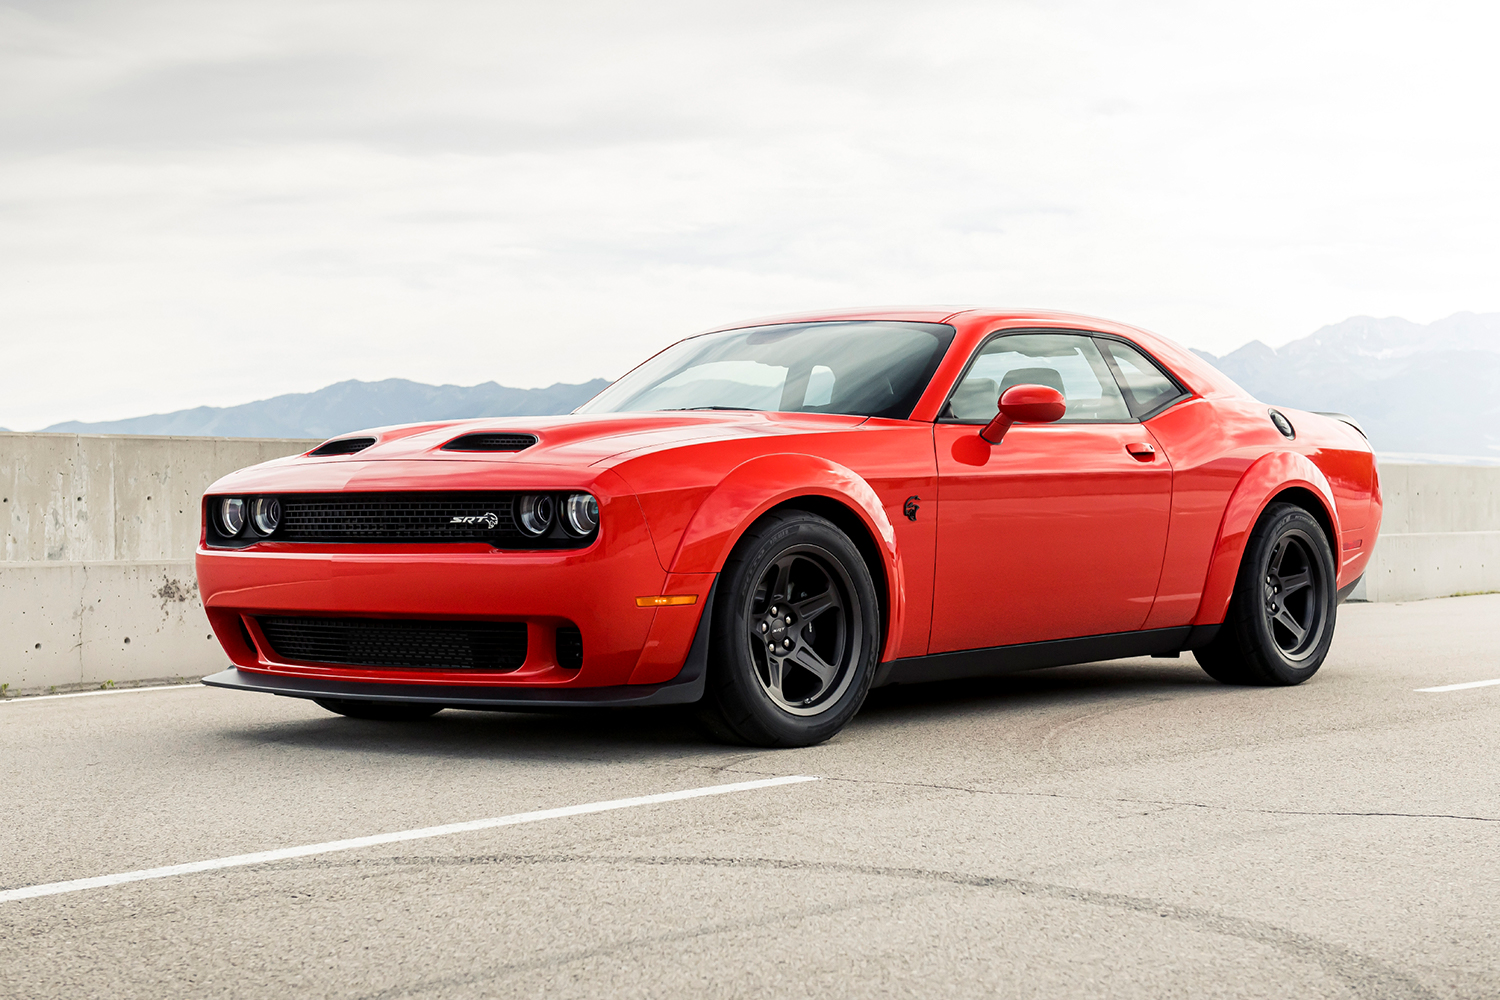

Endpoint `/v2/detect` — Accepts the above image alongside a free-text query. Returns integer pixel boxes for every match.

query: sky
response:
[2,0,1497,430]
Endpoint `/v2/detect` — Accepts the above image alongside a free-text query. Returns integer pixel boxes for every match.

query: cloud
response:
[1,0,1498,428]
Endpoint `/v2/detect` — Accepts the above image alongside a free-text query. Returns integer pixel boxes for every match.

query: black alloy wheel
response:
[698,510,880,747]
[313,698,444,721]
[1195,502,1337,686]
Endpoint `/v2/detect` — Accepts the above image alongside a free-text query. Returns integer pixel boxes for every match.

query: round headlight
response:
[563,493,599,536]
[517,493,555,536]
[219,498,246,536]
[251,497,282,535]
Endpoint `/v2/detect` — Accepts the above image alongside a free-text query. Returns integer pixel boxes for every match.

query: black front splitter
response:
[201,666,705,710]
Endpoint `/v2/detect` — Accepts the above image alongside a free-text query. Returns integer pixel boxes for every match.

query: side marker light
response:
[635,595,699,608]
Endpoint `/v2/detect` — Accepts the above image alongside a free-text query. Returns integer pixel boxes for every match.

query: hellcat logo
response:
[450,513,500,529]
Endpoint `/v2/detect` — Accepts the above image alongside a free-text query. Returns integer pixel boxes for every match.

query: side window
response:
[945,333,1132,423]
[1098,340,1185,418]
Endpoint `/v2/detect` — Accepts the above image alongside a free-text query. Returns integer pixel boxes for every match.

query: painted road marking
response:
[1,683,199,704]
[0,775,818,904]
[1416,678,1500,693]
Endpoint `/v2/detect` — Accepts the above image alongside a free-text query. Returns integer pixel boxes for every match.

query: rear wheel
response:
[313,698,443,721]
[697,510,880,747]
[1195,502,1336,686]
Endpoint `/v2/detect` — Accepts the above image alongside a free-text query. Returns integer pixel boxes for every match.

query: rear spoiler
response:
[1314,412,1367,439]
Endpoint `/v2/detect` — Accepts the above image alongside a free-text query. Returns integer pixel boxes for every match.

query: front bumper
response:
[203,585,713,707]
[196,478,714,691]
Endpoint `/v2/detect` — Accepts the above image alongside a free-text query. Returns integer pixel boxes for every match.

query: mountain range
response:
[38,379,610,439]
[19,312,1500,460]
[1192,312,1500,459]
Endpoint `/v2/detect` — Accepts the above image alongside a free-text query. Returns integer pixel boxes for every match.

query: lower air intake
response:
[257,617,528,671]
[556,625,583,670]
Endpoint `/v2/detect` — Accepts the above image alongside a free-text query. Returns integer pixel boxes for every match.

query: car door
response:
[929,331,1173,653]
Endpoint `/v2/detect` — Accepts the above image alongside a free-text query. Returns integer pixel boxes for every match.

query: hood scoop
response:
[441,432,538,453]
[307,437,376,456]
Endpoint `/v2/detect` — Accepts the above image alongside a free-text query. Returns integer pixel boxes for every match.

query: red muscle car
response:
[199,308,1381,747]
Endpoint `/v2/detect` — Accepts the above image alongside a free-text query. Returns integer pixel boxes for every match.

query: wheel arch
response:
[1193,452,1342,626]
[667,453,906,660]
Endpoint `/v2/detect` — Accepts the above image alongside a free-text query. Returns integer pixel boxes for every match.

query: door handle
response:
[1126,442,1156,459]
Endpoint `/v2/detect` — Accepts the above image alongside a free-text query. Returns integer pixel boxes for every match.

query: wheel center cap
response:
[769,621,787,641]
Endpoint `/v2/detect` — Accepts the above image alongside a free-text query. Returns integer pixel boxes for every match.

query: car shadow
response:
[860,656,1218,718]
[217,657,1218,761]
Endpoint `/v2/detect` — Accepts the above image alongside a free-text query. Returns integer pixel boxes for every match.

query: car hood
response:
[289,411,871,469]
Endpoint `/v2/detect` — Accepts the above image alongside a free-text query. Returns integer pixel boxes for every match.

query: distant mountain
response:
[1192,312,1500,459]
[42,378,610,439]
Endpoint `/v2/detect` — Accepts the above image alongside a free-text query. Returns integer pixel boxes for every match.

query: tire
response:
[696,510,881,747]
[1195,502,1337,686]
[313,698,444,721]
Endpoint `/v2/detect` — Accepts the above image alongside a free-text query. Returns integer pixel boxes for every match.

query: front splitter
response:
[203,665,705,709]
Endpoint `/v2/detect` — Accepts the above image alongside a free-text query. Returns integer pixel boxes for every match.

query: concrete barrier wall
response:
[1358,462,1500,602]
[1,436,1495,694]
[1,433,318,694]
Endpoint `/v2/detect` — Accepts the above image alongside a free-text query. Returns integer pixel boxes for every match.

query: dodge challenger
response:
[199,308,1381,746]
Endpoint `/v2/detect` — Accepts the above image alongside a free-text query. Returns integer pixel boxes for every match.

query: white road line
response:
[0,683,199,704]
[1416,678,1500,693]
[0,775,818,904]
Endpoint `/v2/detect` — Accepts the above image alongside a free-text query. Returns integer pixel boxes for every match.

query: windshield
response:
[578,321,956,419]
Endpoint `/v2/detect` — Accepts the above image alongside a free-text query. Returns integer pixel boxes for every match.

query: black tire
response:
[1195,502,1337,686]
[313,698,444,721]
[696,510,881,747]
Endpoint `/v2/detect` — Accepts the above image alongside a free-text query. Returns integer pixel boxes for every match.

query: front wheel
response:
[313,698,444,721]
[1195,502,1337,686]
[697,510,881,747]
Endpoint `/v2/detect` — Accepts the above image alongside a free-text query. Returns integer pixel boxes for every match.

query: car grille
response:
[278,492,522,542]
[257,616,528,671]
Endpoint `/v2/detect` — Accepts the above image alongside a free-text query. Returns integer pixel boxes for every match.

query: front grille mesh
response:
[279,492,520,542]
[258,616,528,671]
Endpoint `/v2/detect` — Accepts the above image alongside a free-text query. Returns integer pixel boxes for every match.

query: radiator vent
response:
[257,616,528,671]
[441,433,538,452]
[308,437,376,457]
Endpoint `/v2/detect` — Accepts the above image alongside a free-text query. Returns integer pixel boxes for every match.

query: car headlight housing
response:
[219,497,246,536]
[251,497,281,535]
[563,493,599,536]
[517,493,556,536]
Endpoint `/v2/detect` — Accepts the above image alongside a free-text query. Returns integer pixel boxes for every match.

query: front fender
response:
[668,453,906,660]
[1194,451,1341,626]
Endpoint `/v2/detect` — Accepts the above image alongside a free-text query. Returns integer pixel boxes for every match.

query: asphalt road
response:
[2,596,1498,1000]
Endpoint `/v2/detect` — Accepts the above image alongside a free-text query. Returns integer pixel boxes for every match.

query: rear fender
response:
[668,453,905,660]
[1194,451,1341,626]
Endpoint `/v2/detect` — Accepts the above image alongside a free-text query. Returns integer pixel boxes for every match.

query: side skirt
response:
[873,624,1221,688]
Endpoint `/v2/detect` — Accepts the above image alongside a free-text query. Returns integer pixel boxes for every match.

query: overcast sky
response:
[2,0,1497,429]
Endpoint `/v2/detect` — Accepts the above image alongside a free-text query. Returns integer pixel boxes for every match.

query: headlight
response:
[563,493,599,536]
[251,497,281,535]
[219,498,246,536]
[517,493,555,536]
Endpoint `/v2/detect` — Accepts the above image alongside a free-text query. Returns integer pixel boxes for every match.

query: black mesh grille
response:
[442,433,537,452]
[279,492,520,542]
[556,625,583,670]
[308,438,376,456]
[258,616,528,671]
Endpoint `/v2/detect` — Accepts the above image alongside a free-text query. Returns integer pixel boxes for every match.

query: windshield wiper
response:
[660,406,759,411]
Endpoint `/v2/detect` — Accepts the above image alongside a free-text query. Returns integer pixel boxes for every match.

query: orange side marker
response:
[635,595,699,608]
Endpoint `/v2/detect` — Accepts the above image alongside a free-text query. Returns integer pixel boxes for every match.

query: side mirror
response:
[979,384,1066,444]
